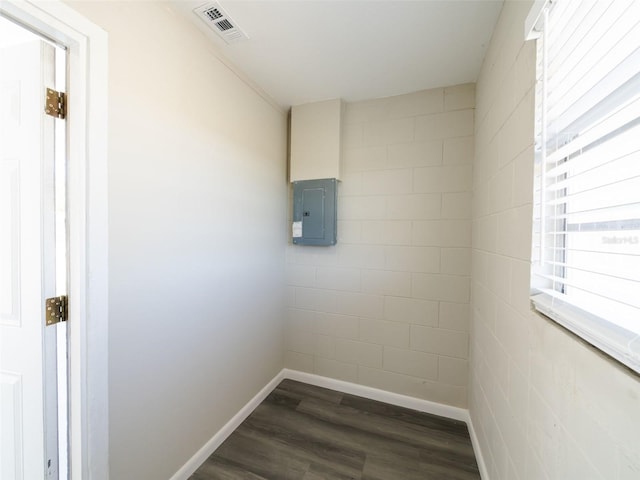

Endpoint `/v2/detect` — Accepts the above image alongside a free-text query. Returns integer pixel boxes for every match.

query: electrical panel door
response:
[292,178,337,246]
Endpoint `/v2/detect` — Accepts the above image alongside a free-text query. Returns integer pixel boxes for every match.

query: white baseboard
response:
[169,370,286,480]
[466,411,490,480]
[171,368,489,480]
[282,369,469,422]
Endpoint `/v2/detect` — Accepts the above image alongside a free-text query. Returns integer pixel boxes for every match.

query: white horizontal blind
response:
[530,0,640,373]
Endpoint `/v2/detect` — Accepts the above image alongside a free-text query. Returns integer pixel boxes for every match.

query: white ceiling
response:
[170,1,504,108]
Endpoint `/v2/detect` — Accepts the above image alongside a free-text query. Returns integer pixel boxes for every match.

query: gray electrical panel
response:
[292,178,337,246]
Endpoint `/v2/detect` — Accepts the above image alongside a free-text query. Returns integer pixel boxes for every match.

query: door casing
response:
[0,1,109,478]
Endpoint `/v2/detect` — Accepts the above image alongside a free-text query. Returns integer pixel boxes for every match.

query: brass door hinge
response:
[45,88,66,119]
[45,296,68,326]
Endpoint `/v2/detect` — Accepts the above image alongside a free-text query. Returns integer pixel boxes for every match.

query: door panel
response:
[0,20,59,480]
[0,154,20,327]
[0,373,23,478]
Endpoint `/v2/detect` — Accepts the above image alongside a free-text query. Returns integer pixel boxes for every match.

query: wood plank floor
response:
[190,379,480,480]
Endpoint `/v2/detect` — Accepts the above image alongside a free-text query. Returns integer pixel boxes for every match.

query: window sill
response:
[531,292,640,375]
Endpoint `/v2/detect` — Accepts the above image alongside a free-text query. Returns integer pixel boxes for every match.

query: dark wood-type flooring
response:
[190,379,481,480]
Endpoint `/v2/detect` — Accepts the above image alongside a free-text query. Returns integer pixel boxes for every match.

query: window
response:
[526,0,640,373]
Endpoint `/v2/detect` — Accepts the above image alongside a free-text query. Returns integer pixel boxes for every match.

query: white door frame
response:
[0,1,108,478]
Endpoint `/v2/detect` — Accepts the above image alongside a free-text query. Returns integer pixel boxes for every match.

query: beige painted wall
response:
[285,85,475,407]
[65,1,287,478]
[471,1,640,478]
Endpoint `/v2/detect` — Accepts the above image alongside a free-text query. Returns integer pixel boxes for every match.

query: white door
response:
[0,15,67,480]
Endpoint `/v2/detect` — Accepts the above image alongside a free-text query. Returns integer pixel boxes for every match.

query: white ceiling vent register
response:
[194,2,248,44]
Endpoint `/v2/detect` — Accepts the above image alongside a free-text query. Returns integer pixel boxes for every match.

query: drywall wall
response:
[470,1,640,478]
[65,1,287,478]
[285,85,475,408]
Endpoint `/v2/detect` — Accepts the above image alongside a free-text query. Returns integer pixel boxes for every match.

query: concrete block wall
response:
[285,84,475,408]
[471,1,640,479]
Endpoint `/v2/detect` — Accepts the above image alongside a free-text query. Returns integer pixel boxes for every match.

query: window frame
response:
[526,0,640,374]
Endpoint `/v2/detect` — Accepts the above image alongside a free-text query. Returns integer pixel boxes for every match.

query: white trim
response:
[0,2,109,479]
[466,413,490,480]
[169,370,287,480]
[532,293,640,375]
[524,0,549,40]
[283,369,469,422]
[171,368,486,479]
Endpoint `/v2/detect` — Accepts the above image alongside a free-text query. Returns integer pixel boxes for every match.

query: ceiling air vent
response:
[194,2,248,44]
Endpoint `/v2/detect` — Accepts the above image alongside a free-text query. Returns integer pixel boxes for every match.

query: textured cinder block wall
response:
[470,1,640,479]
[285,84,475,408]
